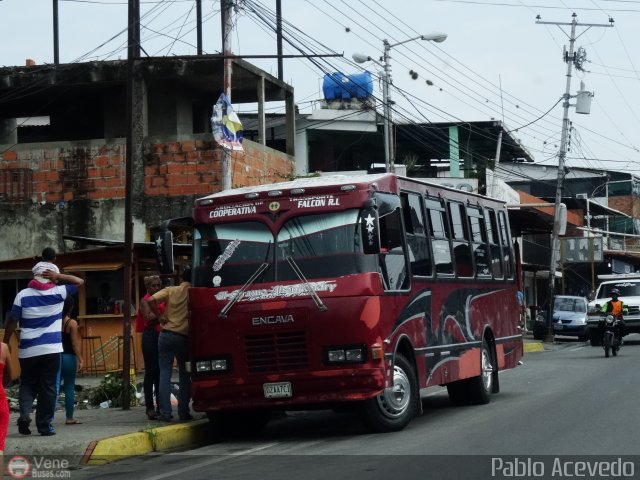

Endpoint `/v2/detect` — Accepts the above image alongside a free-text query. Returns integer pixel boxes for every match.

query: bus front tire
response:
[360,353,419,433]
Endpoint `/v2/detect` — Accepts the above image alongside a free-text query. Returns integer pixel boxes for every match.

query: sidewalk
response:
[4,375,211,465]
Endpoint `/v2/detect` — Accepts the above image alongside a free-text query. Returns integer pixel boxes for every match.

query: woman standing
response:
[0,338,14,465]
[136,275,165,420]
[60,296,83,424]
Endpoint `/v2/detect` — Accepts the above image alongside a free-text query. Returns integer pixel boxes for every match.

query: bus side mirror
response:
[361,207,381,255]
[154,228,174,274]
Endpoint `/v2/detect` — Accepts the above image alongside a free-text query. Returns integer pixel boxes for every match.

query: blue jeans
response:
[18,353,60,434]
[158,331,191,419]
[141,328,160,413]
[60,353,78,420]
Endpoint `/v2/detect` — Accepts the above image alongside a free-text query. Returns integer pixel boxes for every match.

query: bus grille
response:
[627,305,640,316]
[245,331,308,373]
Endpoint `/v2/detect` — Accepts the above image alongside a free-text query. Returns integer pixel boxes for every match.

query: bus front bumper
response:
[191,367,385,412]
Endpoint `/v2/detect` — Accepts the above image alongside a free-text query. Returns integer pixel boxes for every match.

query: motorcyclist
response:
[599,288,628,341]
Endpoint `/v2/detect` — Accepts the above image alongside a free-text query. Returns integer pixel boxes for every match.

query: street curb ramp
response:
[82,419,211,465]
[524,342,544,353]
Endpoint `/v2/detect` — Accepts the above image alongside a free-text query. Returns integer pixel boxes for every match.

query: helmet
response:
[611,288,621,296]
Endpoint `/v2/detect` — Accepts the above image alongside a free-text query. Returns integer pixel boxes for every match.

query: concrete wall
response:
[0,135,294,260]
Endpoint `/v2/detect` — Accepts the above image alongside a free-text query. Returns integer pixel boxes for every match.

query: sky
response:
[2,0,640,181]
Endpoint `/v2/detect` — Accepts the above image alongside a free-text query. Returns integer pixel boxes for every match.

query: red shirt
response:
[135,292,165,333]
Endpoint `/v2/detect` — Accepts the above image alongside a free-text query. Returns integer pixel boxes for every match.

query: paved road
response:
[62,336,640,479]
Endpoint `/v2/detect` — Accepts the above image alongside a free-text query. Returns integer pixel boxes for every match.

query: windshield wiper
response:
[219,262,269,319]
[286,255,327,312]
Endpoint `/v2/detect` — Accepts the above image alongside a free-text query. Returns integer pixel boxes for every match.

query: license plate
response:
[263,382,292,399]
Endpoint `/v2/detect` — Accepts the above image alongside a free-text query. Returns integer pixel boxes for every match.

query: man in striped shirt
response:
[3,264,84,436]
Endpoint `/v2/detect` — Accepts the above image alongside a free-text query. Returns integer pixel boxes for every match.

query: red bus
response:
[178,173,523,432]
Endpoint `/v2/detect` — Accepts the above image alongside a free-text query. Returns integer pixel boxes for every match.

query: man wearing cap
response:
[3,264,84,436]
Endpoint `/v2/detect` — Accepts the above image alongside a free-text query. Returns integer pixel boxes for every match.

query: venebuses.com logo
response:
[6,455,71,478]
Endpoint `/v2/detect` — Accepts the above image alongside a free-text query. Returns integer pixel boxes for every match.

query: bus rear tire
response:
[360,353,418,433]
[447,339,494,406]
[207,409,272,437]
[467,339,493,405]
[446,380,468,406]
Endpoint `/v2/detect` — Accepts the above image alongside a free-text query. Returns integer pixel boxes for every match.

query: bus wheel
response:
[207,409,272,437]
[360,353,418,433]
[446,380,468,406]
[466,339,493,405]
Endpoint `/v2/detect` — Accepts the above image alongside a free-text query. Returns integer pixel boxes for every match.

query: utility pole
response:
[221,0,234,190]
[536,13,613,341]
[382,40,393,173]
[276,0,283,81]
[53,0,59,64]
[123,0,142,409]
[196,0,202,55]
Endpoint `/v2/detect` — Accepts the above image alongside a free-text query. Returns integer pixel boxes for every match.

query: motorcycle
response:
[600,314,623,358]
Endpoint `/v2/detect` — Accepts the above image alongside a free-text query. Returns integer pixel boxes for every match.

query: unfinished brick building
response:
[0,57,296,260]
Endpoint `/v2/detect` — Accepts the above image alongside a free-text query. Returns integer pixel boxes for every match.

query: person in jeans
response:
[3,266,84,436]
[58,295,83,425]
[143,268,192,422]
[136,275,165,420]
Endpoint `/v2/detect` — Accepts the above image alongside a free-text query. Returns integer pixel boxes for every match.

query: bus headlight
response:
[192,358,229,373]
[211,359,228,371]
[327,350,346,362]
[324,345,366,364]
[345,349,363,362]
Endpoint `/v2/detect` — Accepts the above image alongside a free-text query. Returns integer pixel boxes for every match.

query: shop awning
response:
[0,269,33,280]
[63,262,124,272]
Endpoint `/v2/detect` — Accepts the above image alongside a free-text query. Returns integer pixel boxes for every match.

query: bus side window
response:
[425,197,453,276]
[468,205,491,278]
[449,201,473,278]
[379,208,409,290]
[484,208,503,279]
[498,210,514,279]
[401,192,433,277]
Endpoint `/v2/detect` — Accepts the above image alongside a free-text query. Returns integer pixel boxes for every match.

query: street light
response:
[353,32,448,173]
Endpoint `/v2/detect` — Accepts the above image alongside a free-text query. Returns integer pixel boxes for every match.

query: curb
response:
[524,341,544,353]
[82,419,211,465]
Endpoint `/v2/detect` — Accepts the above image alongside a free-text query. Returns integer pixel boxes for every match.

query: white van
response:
[587,274,640,345]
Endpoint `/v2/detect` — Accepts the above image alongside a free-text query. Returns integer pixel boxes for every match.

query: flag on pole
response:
[211,93,244,151]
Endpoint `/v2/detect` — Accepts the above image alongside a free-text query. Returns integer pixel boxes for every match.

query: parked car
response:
[552,295,589,340]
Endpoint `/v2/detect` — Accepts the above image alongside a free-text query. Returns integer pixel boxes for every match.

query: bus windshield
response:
[193,209,378,288]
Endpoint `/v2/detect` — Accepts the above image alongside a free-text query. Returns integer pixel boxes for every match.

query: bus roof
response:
[196,173,505,206]
[197,173,391,202]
